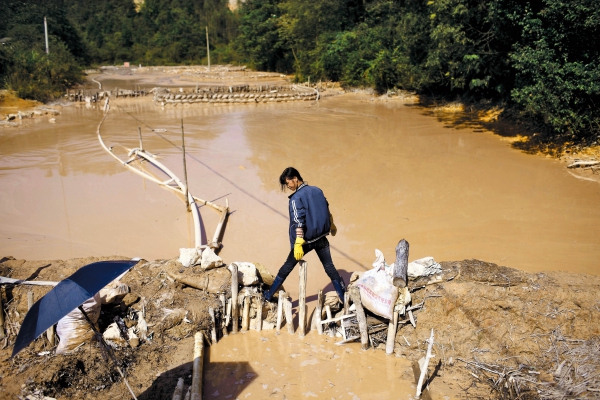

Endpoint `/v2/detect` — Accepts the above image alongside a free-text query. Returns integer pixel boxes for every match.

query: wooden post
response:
[284,296,294,334]
[350,287,369,350]
[224,300,231,336]
[205,26,211,72]
[276,290,284,335]
[27,291,34,310]
[46,325,55,345]
[0,291,5,339]
[416,329,435,398]
[241,296,250,332]
[181,119,190,211]
[343,290,350,315]
[325,305,334,337]
[386,310,399,355]
[138,127,143,151]
[209,307,217,343]
[229,264,238,334]
[315,290,323,335]
[393,239,409,288]
[298,261,307,337]
[190,332,204,400]
[220,293,228,336]
[255,297,263,332]
[172,377,184,400]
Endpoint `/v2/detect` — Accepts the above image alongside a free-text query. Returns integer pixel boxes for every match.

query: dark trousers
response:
[275,237,342,283]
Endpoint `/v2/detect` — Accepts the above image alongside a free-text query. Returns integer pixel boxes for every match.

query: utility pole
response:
[206,26,211,72]
[44,17,49,54]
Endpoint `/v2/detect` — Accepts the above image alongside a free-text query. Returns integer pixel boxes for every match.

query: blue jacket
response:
[288,183,331,247]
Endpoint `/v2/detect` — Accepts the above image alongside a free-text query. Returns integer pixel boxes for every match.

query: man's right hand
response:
[294,237,305,260]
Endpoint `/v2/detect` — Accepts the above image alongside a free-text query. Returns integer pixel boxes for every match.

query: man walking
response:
[263,167,346,303]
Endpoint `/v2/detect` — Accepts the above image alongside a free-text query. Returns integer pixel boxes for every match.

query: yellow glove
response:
[330,214,337,236]
[294,237,305,260]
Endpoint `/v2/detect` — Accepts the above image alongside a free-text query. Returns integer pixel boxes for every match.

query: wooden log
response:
[255,296,263,332]
[298,261,307,337]
[220,293,228,336]
[386,310,399,355]
[393,239,409,288]
[349,286,369,350]
[224,300,231,335]
[325,305,334,337]
[315,290,323,335]
[184,388,191,400]
[284,295,294,334]
[190,332,204,400]
[172,377,184,400]
[209,307,217,343]
[27,291,34,310]
[276,290,284,335]
[416,329,435,399]
[229,264,238,334]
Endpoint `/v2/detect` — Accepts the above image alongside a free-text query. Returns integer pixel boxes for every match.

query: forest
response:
[1,0,598,144]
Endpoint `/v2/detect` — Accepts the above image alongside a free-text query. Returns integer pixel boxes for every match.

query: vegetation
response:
[0,0,597,144]
[236,0,600,144]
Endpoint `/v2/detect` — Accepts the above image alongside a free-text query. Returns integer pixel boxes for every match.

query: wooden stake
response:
[386,310,399,355]
[191,332,204,400]
[315,290,323,335]
[298,261,307,337]
[46,325,55,346]
[27,291,34,310]
[284,296,294,334]
[138,127,143,151]
[393,239,409,288]
[255,297,263,332]
[241,296,250,332]
[343,290,350,315]
[325,305,334,337]
[229,264,238,334]
[0,291,5,340]
[349,287,369,350]
[220,293,228,336]
[416,329,435,399]
[172,377,184,400]
[225,300,231,334]
[181,119,190,211]
[276,290,284,335]
[209,307,217,343]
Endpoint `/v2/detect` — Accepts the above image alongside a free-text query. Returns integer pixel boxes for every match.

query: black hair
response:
[279,167,303,191]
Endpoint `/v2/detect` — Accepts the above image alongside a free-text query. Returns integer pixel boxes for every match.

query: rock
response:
[232,262,260,286]
[49,118,56,123]
[122,293,140,307]
[200,247,223,270]
[179,247,201,267]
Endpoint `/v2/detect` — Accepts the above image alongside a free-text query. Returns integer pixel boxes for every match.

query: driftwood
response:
[229,264,238,334]
[416,329,435,399]
[190,332,204,400]
[172,377,184,400]
[567,160,599,169]
[0,276,58,286]
[298,261,307,337]
[349,286,369,350]
[284,295,294,334]
[276,291,284,335]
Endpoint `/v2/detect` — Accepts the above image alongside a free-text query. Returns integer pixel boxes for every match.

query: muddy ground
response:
[1,256,599,399]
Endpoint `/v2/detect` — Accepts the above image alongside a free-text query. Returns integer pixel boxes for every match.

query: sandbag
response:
[56,293,101,354]
[99,283,129,304]
[408,257,442,278]
[354,267,399,320]
[164,263,231,293]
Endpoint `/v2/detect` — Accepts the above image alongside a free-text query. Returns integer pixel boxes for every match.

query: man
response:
[263,167,347,303]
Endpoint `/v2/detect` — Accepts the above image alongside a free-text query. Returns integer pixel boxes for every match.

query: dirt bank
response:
[1,256,598,399]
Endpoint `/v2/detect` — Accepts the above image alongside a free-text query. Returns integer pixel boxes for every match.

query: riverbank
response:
[1,255,599,399]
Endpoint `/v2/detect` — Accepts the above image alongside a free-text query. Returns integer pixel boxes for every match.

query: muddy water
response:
[203,330,455,399]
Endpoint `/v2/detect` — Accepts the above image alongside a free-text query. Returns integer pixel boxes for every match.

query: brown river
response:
[1,71,599,399]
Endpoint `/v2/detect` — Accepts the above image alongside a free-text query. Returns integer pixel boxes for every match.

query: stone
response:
[232,262,260,286]
[179,247,202,267]
[200,247,223,270]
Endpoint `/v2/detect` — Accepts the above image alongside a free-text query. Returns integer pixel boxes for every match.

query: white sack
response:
[355,267,399,320]
[56,293,101,354]
[408,257,442,278]
[231,262,260,286]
